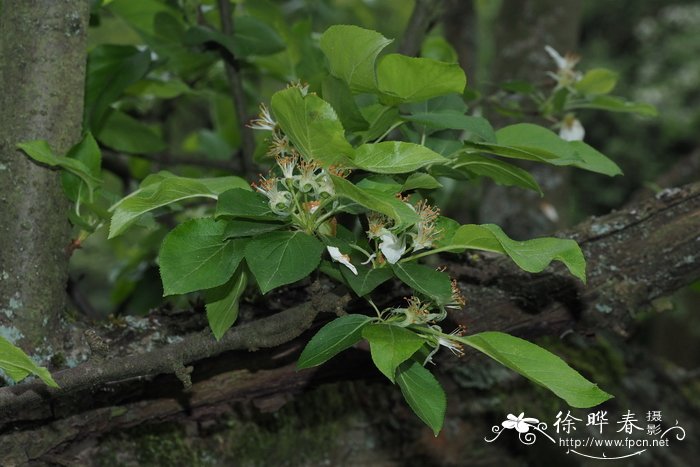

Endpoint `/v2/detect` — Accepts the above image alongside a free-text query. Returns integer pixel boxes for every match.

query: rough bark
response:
[0,182,698,464]
[0,0,89,351]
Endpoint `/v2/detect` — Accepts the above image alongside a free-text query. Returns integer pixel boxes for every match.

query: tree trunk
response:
[0,0,89,352]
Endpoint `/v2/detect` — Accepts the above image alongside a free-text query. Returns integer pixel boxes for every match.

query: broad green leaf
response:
[331,175,420,228]
[109,174,249,238]
[405,113,495,142]
[443,224,586,282]
[159,218,246,295]
[232,16,286,57]
[568,141,622,176]
[358,103,402,143]
[270,87,355,167]
[223,219,286,238]
[319,25,393,93]
[461,332,613,408]
[97,110,166,154]
[245,231,324,293]
[354,141,446,174]
[575,68,618,95]
[60,133,102,203]
[84,45,151,129]
[17,140,102,198]
[205,268,248,340]
[340,265,394,296]
[377,54,466,104]
[356,175,403,194]
[362,324,425,382]
[570,95,657,117]
[297,314,372,368]
[216,188,282,221]
[391,263,453,305]
[396,360,446,436]
[467,123,621,175]
[451,152,542,194]
[0,336,58,388]
[322,75,368,132]
[402,173,443,191]
[420,35,458,63]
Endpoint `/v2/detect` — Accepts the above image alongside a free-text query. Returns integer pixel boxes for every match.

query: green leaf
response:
[353,141,446,174]
[331,175,420,228]
[443,224,586,282]
[461,332,613,408]
[159,218,246,295]
[84,45,151,129]
[321,75,368,132]
[60,133,102,203]
[270,87,355,167]
[391,263,453,305]
[396,360,446,436]
[223,219,286,238]
[216,188,282,221]
[297,314,372,368]
[362,324,425,382]
[17,140,102,198]
[245,231,324,293]
[340,265,394,296]
[0,336,58,388]
[319,25,393,93]
[402,173,443,191]
[575,68,618,95]
[405,113,495,142]
[109,174,249,238]
[232,16,286,57]
[570,95,657,117]
[358,103,402,143]
[96,110,166,154]
[205,268,248,340]
[451,152,542,194]
[377,54,466,104]
[465,123,621,175]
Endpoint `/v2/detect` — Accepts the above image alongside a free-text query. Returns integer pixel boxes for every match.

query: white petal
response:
[360,253,376,265]
[379,233,406,264]
[544,45,567,70]
[502,420,517,429]
[515,421,531,433]
[559,118,585,141]
[326,246,358,275]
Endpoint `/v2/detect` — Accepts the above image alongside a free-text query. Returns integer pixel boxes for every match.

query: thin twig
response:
[217,0,255,178]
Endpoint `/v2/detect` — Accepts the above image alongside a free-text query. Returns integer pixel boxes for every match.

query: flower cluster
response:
[544,45,582,89]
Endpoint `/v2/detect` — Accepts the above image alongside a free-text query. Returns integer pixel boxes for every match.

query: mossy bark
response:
[0,1,89,351]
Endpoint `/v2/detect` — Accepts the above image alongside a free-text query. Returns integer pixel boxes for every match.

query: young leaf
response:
[396,360,446,436]
[205,268,248,340]
[451,152,542,194]
[353,141,447,174]
[575,68,618,95]
[96,110,166,154]
[570,95,657,116]
[0,336,58,388]
[270,87,355,167]
[362,324,425,382]
[568,141,622,176]
[319,25,393,93]
[109,174,249,238]
[340,265,394,297]
[461,332,613,408]
[159,218,247,295]
[322,75,369,132]
[402,173,443,191]
[377,54,466,104]
[17,140,102,198]
[245,231,324,293]
[216,188,281,221]
[331,175,420,228]
[391,263,453,305]
[297,314,373,368]
[443,224,586,282]
[61,132,102,203]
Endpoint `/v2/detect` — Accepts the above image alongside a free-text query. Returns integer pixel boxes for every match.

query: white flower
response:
[502,413,540,433]
[248,103,276,131]
[327,246,357,275]
[559,115,585,141]
[379,232,406,264]
[544,45,582,87]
